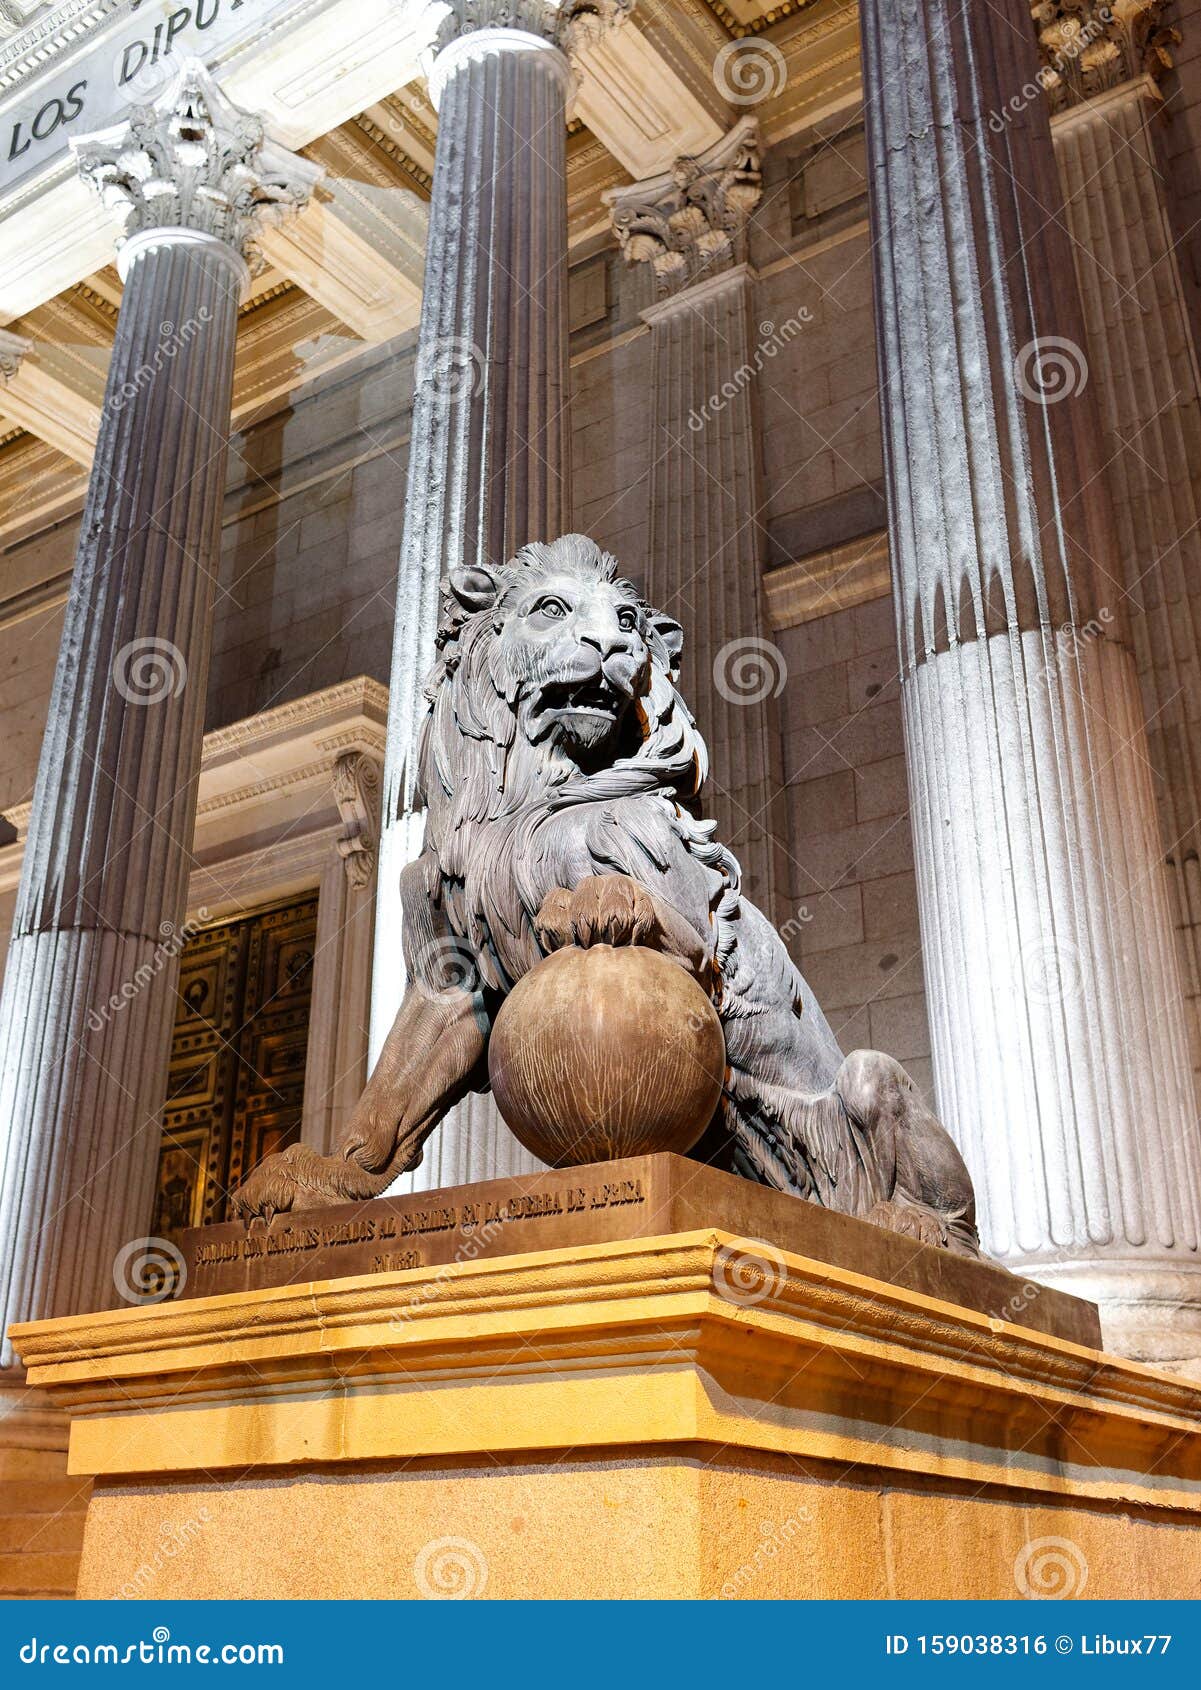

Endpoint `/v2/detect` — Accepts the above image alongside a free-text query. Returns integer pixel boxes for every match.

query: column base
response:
[11,1208,1201,1600]
[1018,1260,1201,1380]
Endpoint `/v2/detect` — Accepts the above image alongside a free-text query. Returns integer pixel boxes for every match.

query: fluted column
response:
[861,0,1201,1365]
[373,0,630,1190]
[609,122,781,916]
[1048,46,1201,1057]
[0,62,317,1364]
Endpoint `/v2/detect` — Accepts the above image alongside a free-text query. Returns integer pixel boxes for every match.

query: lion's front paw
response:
[865,1198,948,1250]
[230,1145,307,1223]
[535,873,659,952]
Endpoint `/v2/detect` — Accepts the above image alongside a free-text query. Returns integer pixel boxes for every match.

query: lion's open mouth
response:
[538,676,625,719]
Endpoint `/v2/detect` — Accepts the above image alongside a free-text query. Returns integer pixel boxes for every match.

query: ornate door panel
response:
[152,896,318,1242]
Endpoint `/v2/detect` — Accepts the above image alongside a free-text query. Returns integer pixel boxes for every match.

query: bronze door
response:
[152,895,318,1242]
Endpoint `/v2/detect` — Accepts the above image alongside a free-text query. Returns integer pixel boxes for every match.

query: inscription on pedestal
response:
[175,1154,1102,1351]
[181,1168,650,1298]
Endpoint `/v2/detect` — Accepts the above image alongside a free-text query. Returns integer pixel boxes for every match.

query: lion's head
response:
[415,535,740,991]
[421,534,704,815]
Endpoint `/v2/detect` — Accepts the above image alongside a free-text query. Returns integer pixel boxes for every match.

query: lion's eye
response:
[535,597,569,620]
[617,608,638,632]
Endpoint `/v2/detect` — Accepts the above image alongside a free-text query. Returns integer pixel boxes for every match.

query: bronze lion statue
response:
[233,534,980,1255]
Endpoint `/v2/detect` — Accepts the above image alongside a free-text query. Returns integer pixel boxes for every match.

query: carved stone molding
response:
[0,327,30,383]
[70,57,322,270]
[608,119,762,294]
[332,751,383,889]
[1032,1,1179,111]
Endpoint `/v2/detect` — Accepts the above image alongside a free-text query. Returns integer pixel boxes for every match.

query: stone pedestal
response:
[12,1184,1201,1600]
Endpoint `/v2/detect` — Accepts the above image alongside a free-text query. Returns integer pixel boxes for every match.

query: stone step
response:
[0,1550,80,1595]
[0,1512,86,1554]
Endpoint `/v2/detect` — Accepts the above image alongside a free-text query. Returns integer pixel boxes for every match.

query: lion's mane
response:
[415,535,741,993]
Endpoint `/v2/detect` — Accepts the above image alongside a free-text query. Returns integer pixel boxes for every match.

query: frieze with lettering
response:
[1,0,284,200]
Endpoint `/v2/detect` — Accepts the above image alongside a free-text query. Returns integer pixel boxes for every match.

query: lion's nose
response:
[579,626,629,661]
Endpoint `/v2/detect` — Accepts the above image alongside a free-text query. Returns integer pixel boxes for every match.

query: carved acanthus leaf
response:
[70,57,322,266]
[1031,0,1179,112]
[608,119,762,295]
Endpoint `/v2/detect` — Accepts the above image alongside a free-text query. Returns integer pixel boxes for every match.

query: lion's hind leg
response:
[836,1050,981,1257]
[724,1049,981,1258]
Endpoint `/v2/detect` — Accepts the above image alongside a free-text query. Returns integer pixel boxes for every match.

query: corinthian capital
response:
[70,58,322,272]
[417,0,633,63]
[1032,1,1179,111]
[608,118,762,295]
